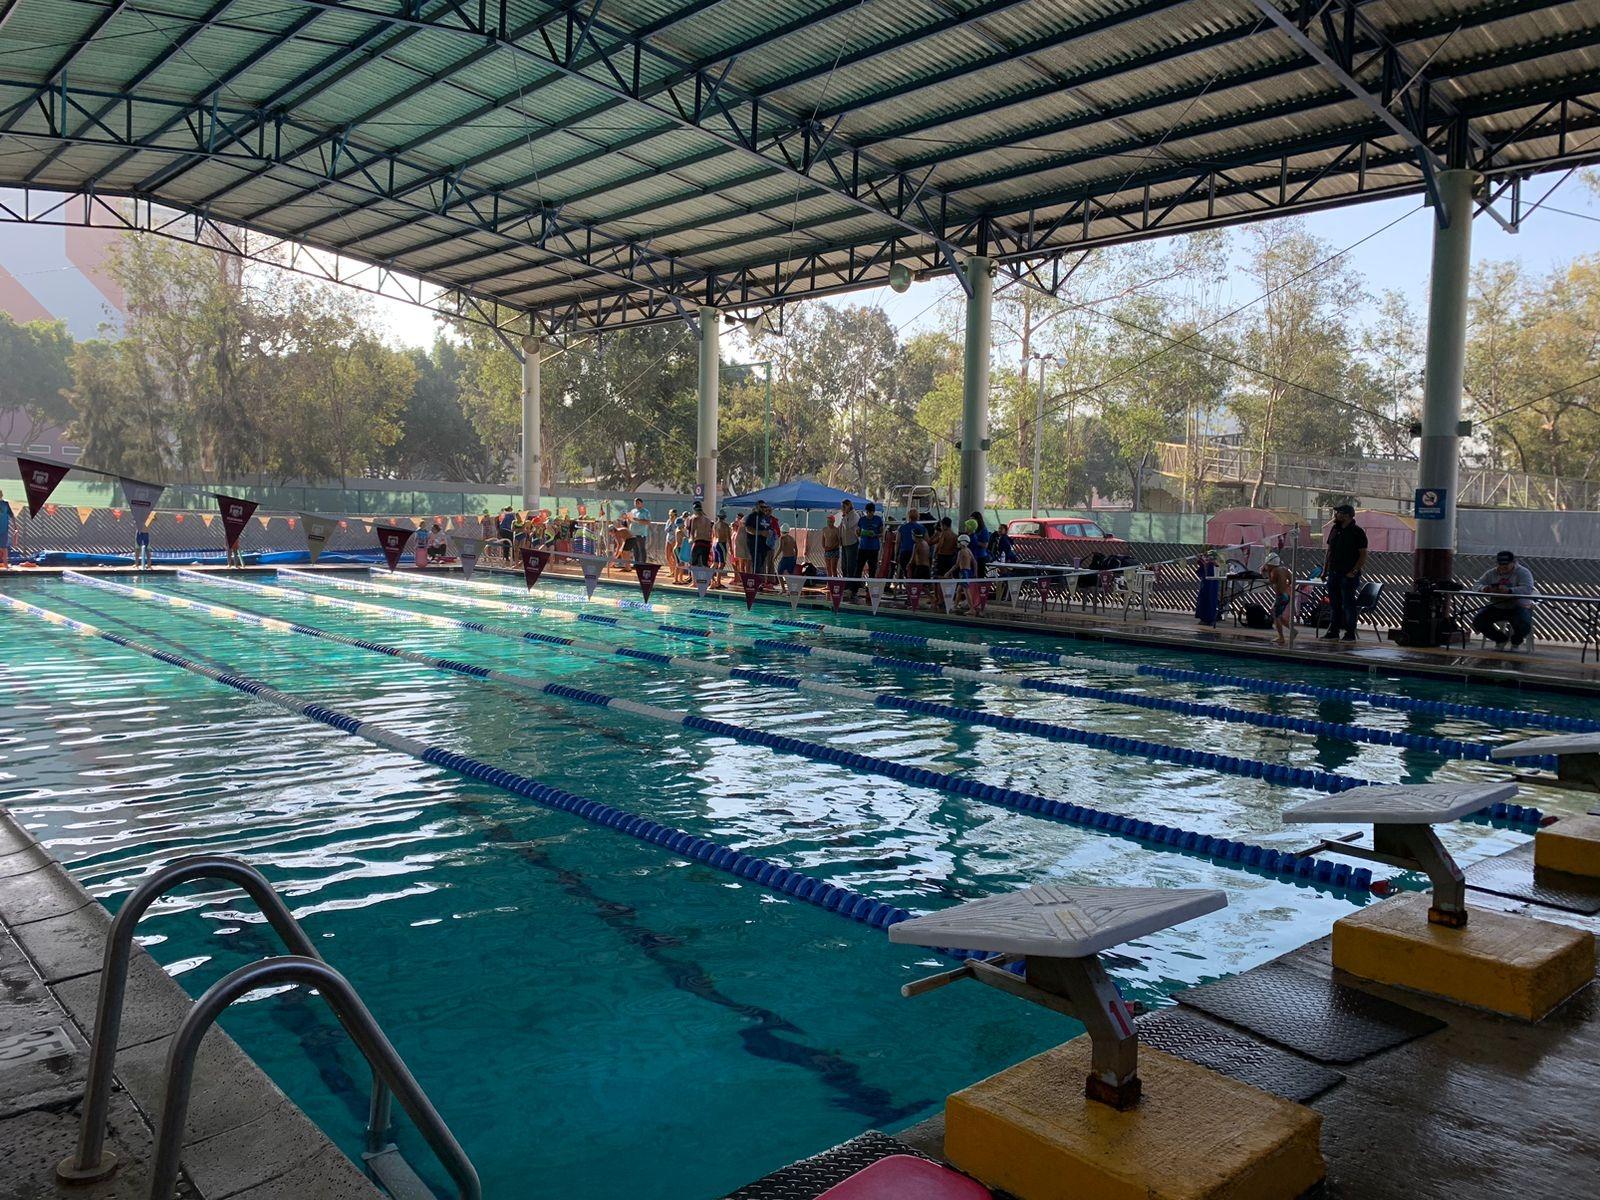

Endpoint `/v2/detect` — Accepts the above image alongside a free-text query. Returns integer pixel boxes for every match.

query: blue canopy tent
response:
[721,477,869,512]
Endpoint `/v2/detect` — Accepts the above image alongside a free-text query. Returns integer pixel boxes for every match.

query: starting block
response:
[1491,731,1600,794]
[1286,782,1595,1020]
[891,884,1324,1200]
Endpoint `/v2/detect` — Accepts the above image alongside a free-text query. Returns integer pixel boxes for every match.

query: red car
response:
[1002,516,1130,566]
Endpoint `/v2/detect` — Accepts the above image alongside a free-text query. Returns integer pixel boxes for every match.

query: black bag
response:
[1241,601,1273,629]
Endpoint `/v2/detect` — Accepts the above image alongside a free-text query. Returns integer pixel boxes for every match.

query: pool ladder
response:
[56,854,481,1200]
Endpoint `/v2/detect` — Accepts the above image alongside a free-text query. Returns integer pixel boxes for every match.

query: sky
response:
[330,168,1600,355]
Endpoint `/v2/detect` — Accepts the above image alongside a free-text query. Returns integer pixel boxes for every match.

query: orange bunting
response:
[256,516,271,528]
[287,517,296,529]
[44,503,57,515]
[112,508,123,519]
[76,507,93,524]
[199,513,214,527]
[174,513,185,523]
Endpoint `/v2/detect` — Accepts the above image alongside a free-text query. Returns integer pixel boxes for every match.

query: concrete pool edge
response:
[0,806,384,1200]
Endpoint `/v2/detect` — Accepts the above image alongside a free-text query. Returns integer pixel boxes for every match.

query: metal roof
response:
[0,0,1596,335]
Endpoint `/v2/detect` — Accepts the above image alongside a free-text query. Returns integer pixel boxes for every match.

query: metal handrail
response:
[149,956,480,1200]
[55,854,474,1199]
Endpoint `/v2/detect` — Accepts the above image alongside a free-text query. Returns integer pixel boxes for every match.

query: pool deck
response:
[0,808,381,1200]
[771,881,1600,1200]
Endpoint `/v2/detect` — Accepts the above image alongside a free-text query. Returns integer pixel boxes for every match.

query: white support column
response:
[1415,168,1477,583]
[697,306,720,513]
[520,334,541,510]
[959,256,994,521]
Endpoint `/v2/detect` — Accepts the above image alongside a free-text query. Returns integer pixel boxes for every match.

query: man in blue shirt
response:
[896,507,921,579]
[854,501,884,602]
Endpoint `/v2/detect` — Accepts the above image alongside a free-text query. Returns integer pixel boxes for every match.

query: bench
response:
[1284,780,1519,927]
[1490,732,1600,794]
[889,883,1226,1109]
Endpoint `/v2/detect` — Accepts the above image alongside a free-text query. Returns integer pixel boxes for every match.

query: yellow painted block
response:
[1534,815,1600,879]
[944,1038,1323,1200]
[1332,892,1595,1021]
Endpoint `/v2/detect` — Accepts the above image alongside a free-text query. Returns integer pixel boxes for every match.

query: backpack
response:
[1242,601,1273,629]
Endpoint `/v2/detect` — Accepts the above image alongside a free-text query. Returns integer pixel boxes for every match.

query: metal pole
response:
[1289,525,1299,649]
[1414,168,1477,585]
[1030,355,1045,516]
[762,360,773,486]
[697,307,720,513]
[519,334,540,510]
[959,256,993,521]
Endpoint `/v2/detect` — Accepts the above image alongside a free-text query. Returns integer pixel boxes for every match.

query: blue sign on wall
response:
[1415,487,1447,520]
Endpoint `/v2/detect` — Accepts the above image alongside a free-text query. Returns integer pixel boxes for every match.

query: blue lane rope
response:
[3,589,920,938]
[377,570,1557,780]
[282,570,1544,830]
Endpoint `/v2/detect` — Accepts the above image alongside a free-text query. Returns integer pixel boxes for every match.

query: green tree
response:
[0,313,74,451]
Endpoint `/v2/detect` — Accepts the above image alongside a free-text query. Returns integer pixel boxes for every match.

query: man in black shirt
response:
[1322,504,1368,641]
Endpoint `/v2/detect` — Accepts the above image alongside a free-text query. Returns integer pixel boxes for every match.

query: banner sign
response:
[577,553,603,599]
[299,513,337,564]
[690,565,713,598]
[119,476,164,524]
[523,548,551,590]
[17,456,69,517]
[214,494,258,549]
[634,562,661,603]
[783,575,805,611]
[865,577,887,615]
[969,582,990,615]
[907,582,924,612]
[826,579,844,612]
[938,579,958,610]
[739,571,759,610]
[450,533,485,580]
[375,523,414,572]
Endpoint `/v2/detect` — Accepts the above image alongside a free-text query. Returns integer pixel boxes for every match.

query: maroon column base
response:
[1413,546,1454,586]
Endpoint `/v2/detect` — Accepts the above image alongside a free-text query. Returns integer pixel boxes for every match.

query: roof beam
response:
[0,0,133,136]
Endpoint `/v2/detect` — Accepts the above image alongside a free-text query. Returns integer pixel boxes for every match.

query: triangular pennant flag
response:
[865,577,887,615]
[783,575,805,611]
[523,548,551,590]
[75,506,93,524]
[299,512,336,564]
[970,581,990,615]
[690,565,713,598]
[739,571,759,610]
[938,579,958,610]
[256,515,272,529]
[119,476,163,523]
[580,555,602,599]
[450,533,484,580]
[907,582,924,612]
[826,579,844,612]
[214,494,259,550]
[17,456,70,516]
[199,513,214,527]
[375,523,414,571]
[634,562,660,603]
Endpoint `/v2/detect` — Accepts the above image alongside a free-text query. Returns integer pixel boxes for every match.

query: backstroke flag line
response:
[214,494,258,550]
[119,476,164,525]
[376,524,414,572]
[740,571,759,610]
[450,533,484,580]
[16,456,69,516]
[523,549,551,590]
[690,565,713,598]
[300,513,337,564]
[865,577,887,615]
[573,552,604,598]
[634,562,661,603]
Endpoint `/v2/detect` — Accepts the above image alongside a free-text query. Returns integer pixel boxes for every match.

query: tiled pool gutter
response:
[0,807,382,1200]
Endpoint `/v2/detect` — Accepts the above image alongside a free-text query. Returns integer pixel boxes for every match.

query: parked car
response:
[1002,516,1130,565]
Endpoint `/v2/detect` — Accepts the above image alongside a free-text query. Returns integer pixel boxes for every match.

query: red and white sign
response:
[635,562,661,602]
[17,456,69,517]
[826,579,844,612]
[523,548,551,590]
[907,582,924,612]
[969,581,990,615]
[375,524,414,572]
[214,494,258,550]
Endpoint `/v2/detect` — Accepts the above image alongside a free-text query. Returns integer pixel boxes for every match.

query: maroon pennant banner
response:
[375,524,414,572]
[634,562,661,603]
[826,579,844,612]
[970,581,990,615]
[907,582,924,612]
[523,548,551,590]
[739,571,759,610]
[214,494,258,550]
[17,457,69,517]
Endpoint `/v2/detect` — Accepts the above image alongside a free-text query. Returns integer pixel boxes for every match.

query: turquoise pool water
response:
[2,569,1593,1199]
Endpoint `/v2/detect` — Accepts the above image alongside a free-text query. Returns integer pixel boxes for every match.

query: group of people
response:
[475,507,587,566]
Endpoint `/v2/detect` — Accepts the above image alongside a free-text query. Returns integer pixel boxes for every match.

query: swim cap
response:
[964,519,978,533]
[958,534,971,546]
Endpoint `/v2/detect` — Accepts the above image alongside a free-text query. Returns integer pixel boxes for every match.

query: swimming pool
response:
[2,568,1593,1198]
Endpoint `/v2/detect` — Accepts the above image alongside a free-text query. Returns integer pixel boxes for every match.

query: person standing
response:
[0,489,11,569]
[626,496,652,566]
[135,517,152,571]
[1470,550,1537,652]
[713,510,732,586]
[687,502,714,569]
[896,507,920,579]
[838,499,860,585]
[854,502,884,602]
[1321,503,1368,641]
[495,506,515,562]
[775,525,798,577]
[1262,552,1294,646]
[820,513,841,581]
[968,512,990,575]
[932,517,958,580]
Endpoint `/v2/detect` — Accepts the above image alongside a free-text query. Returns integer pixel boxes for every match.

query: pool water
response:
[2,570,1593,1199]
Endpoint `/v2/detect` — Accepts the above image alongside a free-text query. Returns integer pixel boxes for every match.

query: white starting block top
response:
[1284,780,1518,826]
[1490,732,1600,761]
[888,883,1227,959]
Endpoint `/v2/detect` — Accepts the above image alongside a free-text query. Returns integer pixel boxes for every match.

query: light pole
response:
[1025,353,1067,516]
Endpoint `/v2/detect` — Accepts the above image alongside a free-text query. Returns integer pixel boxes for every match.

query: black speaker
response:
[1393,584,1455,647]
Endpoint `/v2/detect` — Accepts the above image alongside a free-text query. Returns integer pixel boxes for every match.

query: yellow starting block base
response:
[1332,892,1595,1021]
[944,1037,1323,1200]
[1534,815,1600,879]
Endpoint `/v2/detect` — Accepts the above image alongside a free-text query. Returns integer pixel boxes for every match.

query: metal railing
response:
[56,854,479,1200]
